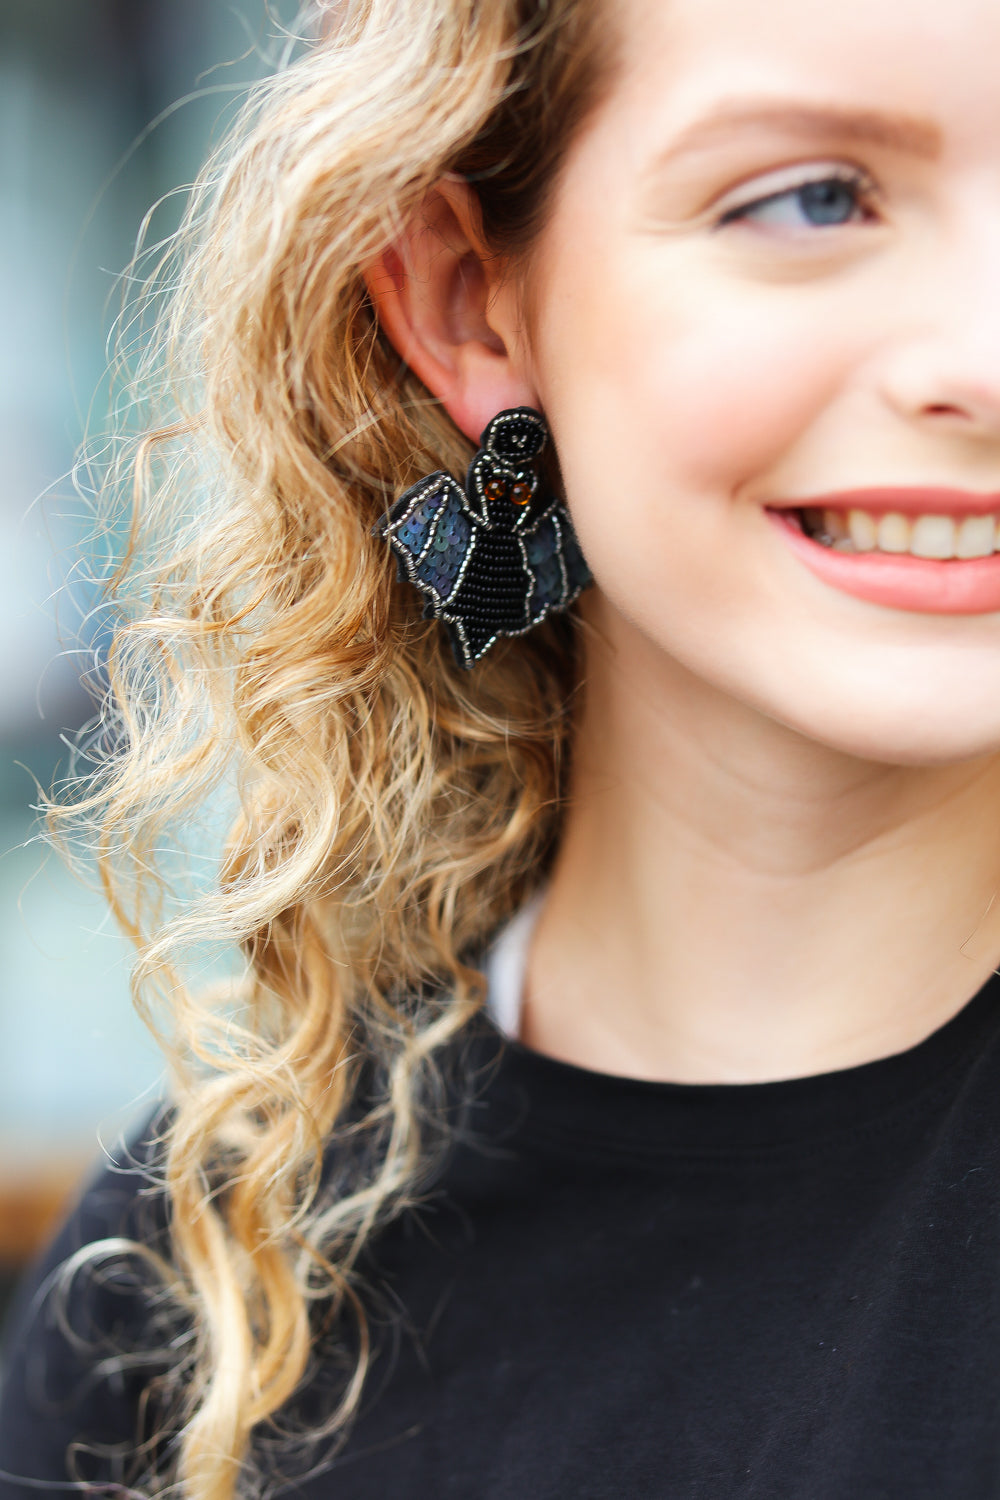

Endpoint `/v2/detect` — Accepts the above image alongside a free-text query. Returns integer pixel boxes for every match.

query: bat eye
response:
[484,478,508,503]
[510,481,532,506]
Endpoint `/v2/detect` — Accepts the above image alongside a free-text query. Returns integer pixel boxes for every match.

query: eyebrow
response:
[655,100,943,166]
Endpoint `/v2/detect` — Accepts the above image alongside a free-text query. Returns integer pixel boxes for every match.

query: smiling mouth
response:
[767,492,1000,614]
[789,505,1000,561]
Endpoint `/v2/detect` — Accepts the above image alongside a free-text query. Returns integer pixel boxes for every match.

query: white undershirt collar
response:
[482,887,547,1040]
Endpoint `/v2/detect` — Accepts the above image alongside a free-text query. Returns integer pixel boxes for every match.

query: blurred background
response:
[0,0,274,1315]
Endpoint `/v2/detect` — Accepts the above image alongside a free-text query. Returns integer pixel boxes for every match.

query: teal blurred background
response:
[1,0,273,1264]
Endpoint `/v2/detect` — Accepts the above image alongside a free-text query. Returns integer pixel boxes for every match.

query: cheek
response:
[545,263,864,507]
[635,313,855,491]
[532,249,877,653]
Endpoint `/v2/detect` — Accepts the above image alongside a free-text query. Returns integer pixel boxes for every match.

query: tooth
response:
[956,514,997,559]
[877,512,910,554]
[910,515,956,559]
[832,538,857,552]
[847,510,877,552]
[823,509,849,540]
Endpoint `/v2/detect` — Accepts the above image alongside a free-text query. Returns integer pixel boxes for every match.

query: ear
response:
[363,179,540,445]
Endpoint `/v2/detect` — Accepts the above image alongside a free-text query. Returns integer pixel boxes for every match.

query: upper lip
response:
[770,487,1000,517]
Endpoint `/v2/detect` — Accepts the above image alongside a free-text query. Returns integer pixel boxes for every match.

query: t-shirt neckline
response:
[479,900,1000,1155]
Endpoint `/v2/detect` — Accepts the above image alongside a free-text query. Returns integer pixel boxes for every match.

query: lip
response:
[767,509,1000,615]
[775,486,1000,518]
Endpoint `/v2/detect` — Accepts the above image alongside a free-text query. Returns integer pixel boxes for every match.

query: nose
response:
[877,214,1000,441]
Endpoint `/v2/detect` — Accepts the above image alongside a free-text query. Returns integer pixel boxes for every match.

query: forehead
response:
[609,0,1000,148]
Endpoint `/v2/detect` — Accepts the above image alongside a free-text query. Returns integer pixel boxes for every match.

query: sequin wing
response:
[558,511,592,600]
[380,474,475,611]
[522,508,592,622]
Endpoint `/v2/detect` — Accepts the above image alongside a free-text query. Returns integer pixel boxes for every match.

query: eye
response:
[716,169,878,232]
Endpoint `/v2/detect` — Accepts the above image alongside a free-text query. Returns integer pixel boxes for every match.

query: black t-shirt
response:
[4,978,1000,1498]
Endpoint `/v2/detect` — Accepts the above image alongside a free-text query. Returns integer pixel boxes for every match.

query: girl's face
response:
[523,0,1000,764]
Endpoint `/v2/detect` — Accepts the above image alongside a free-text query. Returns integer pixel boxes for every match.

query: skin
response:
[369,0,1000,1082]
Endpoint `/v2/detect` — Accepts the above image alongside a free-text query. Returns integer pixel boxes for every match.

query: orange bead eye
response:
[484,478,508,503]
[510,481,532,506]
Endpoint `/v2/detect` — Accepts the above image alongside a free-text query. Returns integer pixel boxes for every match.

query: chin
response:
[777,698,1000,768]
[720,630,1000,767]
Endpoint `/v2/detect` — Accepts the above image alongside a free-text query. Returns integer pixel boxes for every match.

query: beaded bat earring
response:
[374,407,592,669]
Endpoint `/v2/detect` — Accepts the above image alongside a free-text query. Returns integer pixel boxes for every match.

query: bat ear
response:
[363,180,540,445]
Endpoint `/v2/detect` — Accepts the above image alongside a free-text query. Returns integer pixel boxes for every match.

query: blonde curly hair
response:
[52,1,615,1494]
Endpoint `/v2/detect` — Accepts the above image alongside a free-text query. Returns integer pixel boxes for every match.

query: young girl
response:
[5,0,1000,1495]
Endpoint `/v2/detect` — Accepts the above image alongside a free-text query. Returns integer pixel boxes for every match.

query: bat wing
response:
[523,508,593,622]
[378,473,476,611]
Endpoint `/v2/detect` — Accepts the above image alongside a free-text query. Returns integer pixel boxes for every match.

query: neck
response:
[522,606,1000,1083]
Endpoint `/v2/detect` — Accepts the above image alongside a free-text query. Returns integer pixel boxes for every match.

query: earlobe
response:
[363,181,540,443]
